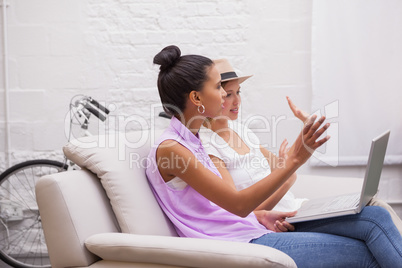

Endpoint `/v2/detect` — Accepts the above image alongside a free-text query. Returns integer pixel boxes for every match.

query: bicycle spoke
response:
[2,174,34,210]
[0,161,62,268]
[19,168,37,202]
[1,216,47,266]
[2,165,60,211]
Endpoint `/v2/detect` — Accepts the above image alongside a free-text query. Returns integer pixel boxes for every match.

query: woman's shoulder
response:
[230,120,253,135]
[199,126,225,147]
[199,126,225,158]
[231,121,261,147]
[199,125,214,140]
[151,126,190,157]
[156,140,191,161]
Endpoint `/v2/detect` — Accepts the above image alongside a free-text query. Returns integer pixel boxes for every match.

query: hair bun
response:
[153,45,181,71]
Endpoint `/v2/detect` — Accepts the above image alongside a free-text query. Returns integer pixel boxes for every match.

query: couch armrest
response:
[85,233,296,268]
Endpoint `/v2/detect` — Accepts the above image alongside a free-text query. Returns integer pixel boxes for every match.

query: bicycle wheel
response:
[0,160,67,268]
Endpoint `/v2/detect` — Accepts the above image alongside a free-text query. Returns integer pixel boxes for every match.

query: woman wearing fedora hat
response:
[200,58,402,235]
[201,59,307,218]
[147,45,402,268]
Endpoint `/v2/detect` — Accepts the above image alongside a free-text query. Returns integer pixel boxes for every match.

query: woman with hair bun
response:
[146,45,402,267]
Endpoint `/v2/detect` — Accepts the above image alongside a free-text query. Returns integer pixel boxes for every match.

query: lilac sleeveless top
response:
[146,117,271,242]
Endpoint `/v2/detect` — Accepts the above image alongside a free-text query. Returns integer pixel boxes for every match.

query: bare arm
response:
[207,145,296,211]
[255,145,297,211]
[209,155,237,190]
[157,115,329,217]
[157,141,299,217]
[208,152,297,231]
[206,133,296,211]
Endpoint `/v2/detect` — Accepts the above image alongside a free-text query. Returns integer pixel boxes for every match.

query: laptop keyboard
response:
[322,194,360,212]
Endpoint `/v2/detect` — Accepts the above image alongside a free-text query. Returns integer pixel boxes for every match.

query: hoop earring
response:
[197,104,205,114]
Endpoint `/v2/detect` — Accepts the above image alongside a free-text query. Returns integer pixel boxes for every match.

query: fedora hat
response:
[213,58,253,84]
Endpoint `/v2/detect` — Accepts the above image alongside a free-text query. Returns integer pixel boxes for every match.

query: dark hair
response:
[153,45,214,116]
[221,81,229,89]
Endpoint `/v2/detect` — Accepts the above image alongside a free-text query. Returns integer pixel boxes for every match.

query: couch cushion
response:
[63,129,177,237]
[85,233,296,268]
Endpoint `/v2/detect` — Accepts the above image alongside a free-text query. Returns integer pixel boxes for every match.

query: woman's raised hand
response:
[290,115,330,166]
[286,96,310,123]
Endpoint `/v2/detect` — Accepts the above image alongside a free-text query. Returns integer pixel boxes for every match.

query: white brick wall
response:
[0,0,401,216]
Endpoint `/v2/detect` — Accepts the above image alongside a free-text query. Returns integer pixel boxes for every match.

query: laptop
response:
[287,130,390,223]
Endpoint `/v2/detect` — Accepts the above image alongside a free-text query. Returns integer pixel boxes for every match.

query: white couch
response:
[36,130,363,268]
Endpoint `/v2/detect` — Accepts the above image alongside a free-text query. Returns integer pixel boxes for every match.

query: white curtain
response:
[311,0,402,166]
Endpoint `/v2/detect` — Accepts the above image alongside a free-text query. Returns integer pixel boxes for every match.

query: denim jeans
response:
[250,206,402,268]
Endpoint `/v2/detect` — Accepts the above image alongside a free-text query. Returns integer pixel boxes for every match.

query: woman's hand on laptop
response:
[254,210,297,232]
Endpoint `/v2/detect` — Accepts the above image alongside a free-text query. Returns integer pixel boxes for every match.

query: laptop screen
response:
[359,130,390,208]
